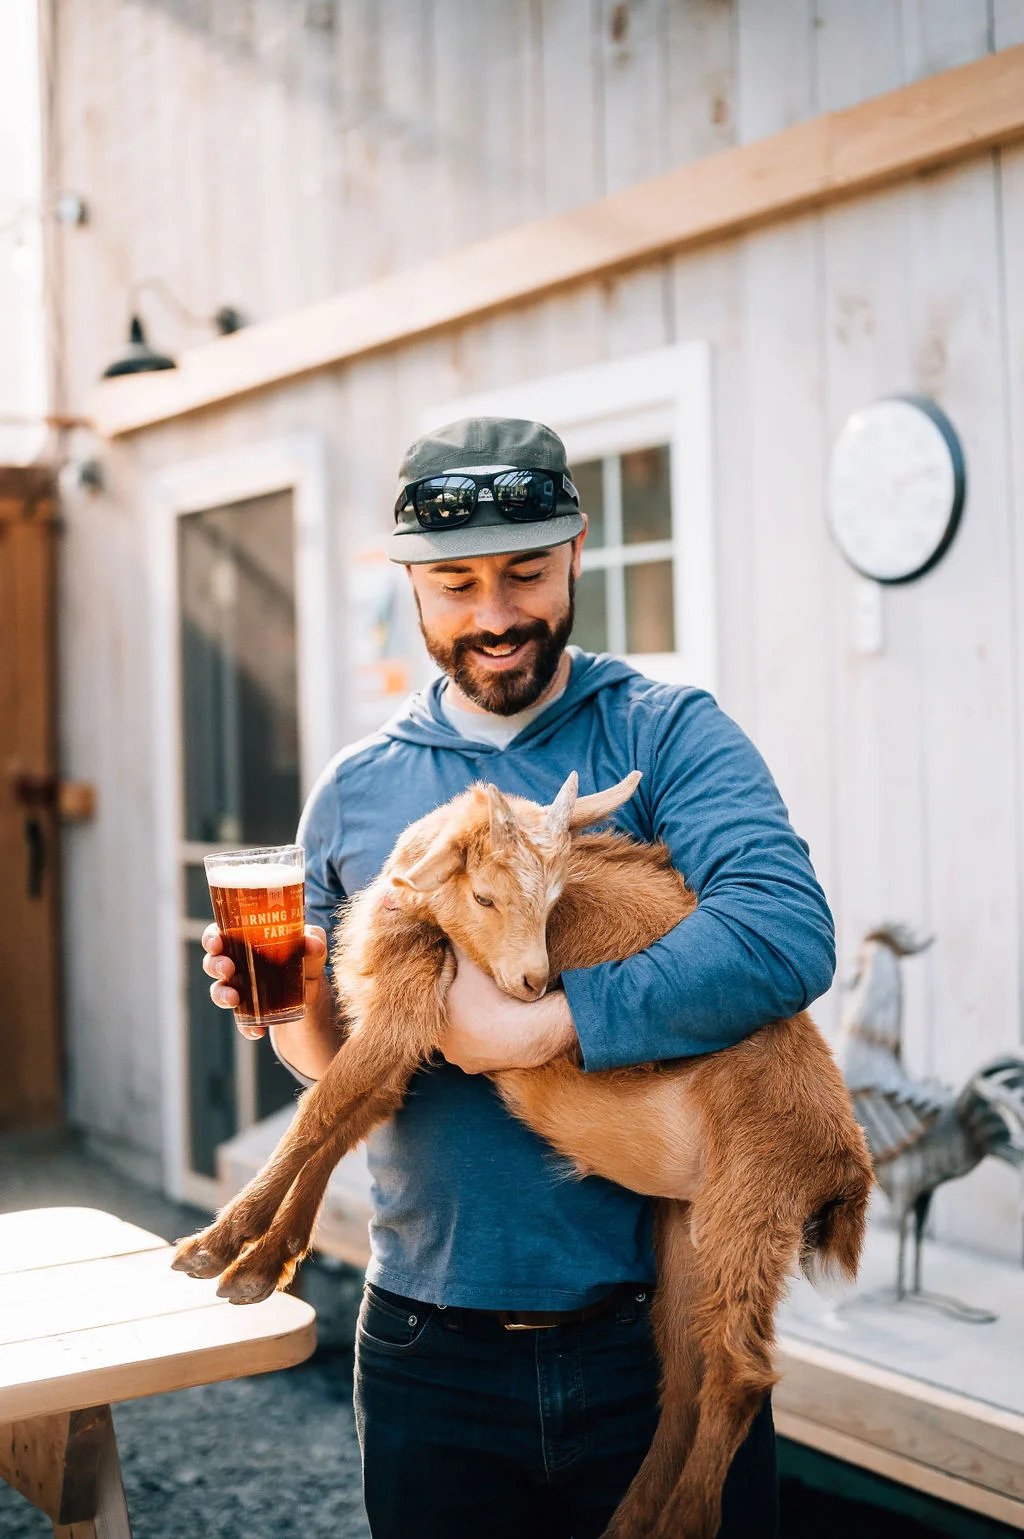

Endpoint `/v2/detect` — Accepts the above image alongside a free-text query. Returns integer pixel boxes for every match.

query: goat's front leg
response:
[172,942,454,1280]
[214,1062,414,1303]
[171,1034,417,1278]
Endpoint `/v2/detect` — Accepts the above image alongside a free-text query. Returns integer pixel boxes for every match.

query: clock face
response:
[827,398,965,583]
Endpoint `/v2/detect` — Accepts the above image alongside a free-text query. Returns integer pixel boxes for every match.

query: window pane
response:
[621,445,671,544]
[179,491,300,847]
[625,561,675,652]
[258,1037,302,1119]
[185,939,237,1177]
[572,567,608,653]
[185,864,214,922]
[573,458,605,548]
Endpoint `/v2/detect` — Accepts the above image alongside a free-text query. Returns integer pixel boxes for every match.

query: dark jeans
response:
[354,1282,780,1539]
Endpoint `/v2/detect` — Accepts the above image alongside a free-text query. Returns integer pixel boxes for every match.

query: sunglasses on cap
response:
[394,468,580,530]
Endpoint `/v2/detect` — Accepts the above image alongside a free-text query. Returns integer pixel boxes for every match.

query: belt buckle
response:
[499,1312,550,1331]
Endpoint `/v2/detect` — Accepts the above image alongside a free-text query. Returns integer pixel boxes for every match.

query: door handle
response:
[25,816,45,899]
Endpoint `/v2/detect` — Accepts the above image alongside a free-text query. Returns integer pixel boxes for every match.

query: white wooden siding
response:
[50,0,1024,1259]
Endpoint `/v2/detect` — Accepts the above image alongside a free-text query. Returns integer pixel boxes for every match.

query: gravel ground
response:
[0,1129,369,1539]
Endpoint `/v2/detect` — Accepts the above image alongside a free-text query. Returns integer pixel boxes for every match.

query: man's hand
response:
[439,946,577,1074]
[202,923,329,1040]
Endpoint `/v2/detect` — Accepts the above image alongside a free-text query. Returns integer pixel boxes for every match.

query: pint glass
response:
[205,844,305,1030]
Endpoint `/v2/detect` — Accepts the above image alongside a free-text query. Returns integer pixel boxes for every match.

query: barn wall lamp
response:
[101,276,246,378]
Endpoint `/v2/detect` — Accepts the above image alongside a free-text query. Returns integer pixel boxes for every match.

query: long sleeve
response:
[296,758,349,968]
[561,690,836,1072]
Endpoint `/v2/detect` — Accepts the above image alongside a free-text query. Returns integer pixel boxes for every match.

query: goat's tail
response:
[799,1154,874,1287]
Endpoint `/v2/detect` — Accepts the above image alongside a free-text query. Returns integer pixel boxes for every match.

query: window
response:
[572,444,677,658]
[414,345,715,691]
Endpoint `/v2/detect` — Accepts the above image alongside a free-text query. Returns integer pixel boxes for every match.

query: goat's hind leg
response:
[646,1189,793,1539]
[601,1200,704,1539]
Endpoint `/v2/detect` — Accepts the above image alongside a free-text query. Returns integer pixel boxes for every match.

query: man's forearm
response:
[533,989,578,1065]
[269,974,345,1083]
[562,896,835,1073]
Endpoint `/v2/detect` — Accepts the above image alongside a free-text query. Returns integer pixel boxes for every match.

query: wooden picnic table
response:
[0,1206,316,1537]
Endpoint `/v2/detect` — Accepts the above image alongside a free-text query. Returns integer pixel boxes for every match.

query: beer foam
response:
[206,862,303,889]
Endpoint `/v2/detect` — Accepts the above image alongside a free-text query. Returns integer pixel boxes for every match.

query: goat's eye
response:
[473,892,495,908]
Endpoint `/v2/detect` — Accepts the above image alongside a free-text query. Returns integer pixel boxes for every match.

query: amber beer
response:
[205,845,305,1029]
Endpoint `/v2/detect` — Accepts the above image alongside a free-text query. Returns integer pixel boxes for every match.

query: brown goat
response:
[173,771,873,1539]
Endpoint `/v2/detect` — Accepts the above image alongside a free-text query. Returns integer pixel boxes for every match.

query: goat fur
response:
[174,773,873,1539]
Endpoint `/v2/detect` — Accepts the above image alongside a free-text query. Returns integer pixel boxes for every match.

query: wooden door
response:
[0,466,62,1128]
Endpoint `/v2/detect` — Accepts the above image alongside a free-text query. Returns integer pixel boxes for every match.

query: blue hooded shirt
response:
[292,647,836,1309]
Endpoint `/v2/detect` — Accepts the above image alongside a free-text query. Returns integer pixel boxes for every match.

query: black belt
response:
[369,1282,651,1333]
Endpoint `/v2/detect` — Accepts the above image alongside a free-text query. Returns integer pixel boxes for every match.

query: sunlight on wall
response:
[0,0,46,464]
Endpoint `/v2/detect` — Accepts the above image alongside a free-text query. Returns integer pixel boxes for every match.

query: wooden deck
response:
[219,1116,1024,1525]
[777,1222,1024,1528]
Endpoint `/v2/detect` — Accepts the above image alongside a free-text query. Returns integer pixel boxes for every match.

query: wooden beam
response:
[91,44,1024,437]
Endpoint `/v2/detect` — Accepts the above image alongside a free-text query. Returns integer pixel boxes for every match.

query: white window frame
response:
[147,433,333,1206]
[415,344,716,692]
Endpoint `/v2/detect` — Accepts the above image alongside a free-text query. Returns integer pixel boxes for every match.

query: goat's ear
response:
[568,770,643,831]
[546,771,579,837]
[392,831,465,892]
[485,783,518,850]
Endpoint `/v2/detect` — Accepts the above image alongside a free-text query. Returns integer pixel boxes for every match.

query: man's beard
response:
[416,572,575,716]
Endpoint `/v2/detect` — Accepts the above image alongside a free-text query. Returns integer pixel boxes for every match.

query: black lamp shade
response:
[101,315,176,378]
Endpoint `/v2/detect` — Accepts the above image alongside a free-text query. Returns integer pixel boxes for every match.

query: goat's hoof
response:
[171,1230,238,1279]
[216,1270,277,1306]
[215,1247,300,1305]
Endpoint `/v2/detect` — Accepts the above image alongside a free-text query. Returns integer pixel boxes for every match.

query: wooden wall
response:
[50,0,1024,1256]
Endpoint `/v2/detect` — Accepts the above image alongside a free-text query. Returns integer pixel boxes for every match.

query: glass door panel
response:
[177,490,302,1184]
[179,492,300,846]
[184,938,237,1178]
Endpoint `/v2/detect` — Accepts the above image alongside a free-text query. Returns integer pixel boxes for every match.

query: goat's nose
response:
[522,973,547,999]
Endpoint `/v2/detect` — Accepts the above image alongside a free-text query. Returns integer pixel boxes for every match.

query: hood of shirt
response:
[378,645,637,757]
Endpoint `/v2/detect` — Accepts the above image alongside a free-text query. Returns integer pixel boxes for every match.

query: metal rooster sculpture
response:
[837,925,1024,1319]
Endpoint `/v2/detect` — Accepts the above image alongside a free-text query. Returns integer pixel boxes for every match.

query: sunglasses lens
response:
[413,475,477,528]
[492,470,558,521]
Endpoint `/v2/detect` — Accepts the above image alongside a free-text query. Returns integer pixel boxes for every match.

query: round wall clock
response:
[826,395,966,584]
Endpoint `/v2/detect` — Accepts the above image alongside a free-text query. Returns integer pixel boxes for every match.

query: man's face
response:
[406,532,585,715]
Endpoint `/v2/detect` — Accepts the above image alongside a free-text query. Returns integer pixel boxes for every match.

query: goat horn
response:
[568,770,643,831]
[546,771,579,836]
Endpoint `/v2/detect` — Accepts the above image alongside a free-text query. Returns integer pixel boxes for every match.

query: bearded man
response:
[202,417,835,1537]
